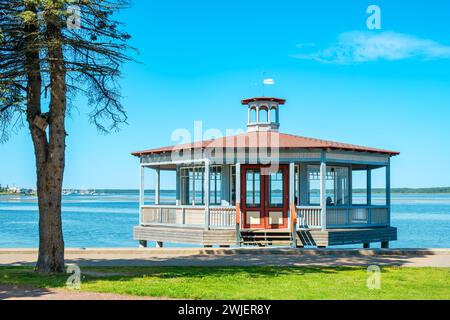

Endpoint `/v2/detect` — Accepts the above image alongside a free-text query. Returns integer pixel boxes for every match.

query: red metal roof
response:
[241,97,286,105]
[131,132,400,157]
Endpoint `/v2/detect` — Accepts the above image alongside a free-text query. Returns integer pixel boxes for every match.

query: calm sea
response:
[0,191,449,248]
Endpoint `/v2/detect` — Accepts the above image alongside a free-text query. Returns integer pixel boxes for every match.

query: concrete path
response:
[0,285,167,300]
[1,248,450,267]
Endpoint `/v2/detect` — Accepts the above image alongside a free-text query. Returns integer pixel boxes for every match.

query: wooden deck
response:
[134,225,237,246]
[296,227,397,247]
[135,225,397,248]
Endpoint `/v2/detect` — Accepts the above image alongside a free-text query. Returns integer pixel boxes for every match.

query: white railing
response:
[140,205,236,229]
[210,206,236,228]
[296,206,389,229]
[326,206,389,227]
[297,206,323,228]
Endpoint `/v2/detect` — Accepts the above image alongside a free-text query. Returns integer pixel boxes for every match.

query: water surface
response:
[0,192,449,248]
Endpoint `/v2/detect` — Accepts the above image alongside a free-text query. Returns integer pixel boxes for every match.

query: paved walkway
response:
[1,248,450,267]
[0,285,167,300]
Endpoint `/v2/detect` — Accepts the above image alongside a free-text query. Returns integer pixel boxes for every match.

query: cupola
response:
[241,97,286,132]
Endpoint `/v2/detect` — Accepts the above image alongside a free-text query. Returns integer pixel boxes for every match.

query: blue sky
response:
[1,0,450,189]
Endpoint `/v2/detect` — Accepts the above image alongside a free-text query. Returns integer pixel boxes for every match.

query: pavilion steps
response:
[240,230,292,246]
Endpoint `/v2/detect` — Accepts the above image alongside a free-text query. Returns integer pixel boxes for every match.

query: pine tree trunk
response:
[24,11,67,274]
[35,21,67,275]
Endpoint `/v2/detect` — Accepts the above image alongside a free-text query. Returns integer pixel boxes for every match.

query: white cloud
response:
[291,31,450,64]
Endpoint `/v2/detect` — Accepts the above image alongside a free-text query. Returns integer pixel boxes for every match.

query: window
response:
[230,165,236,205]
[246,169,261,207]
[258,106,268,123]
[371,167,387,205]
[180,167,205,205]
[270,107,277,123]
[269,170,284,207]
[307,165,320,205]
[307,165,349,206]
[352,169,367,205]
[327,167,349,206]
[210,166,222,205]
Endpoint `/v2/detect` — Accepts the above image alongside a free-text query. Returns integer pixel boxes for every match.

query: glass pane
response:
[269,171,283,207]
[334,167,349,206]
[230,166,236,205]
[371,167,387,205]
[352,169,367,205]
[246,170,260,207]
[189,170,194,204]
[246,172,253,205]
[308,165,320,205]
[209,166,222,205]
[254,172,260,205]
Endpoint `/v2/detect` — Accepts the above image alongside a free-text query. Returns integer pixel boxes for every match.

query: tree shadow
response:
[0,284,59,300]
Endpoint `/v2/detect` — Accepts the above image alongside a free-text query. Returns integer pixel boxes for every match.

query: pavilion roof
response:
[131,132,399,157]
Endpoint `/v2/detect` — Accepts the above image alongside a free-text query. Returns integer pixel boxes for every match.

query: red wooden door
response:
[241,165,289,229]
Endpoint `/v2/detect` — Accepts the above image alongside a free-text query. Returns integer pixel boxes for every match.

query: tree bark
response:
[35,20,67,275]
[24,9,66,274]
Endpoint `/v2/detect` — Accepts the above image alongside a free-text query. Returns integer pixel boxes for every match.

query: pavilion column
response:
[204,159,210,229]
[367,168,372,206]
[386,159,391,226]
[139,165,145,225]
[348,165,353,207]
[289,162,296,247]
[367,167,372,224]
[320,160,327,231]
[235,163,241,245]
[155,167,160,205]
[175,166,181,206]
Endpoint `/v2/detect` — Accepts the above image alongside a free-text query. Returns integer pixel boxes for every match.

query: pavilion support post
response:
[367,168,372,206]
[320,160,327,231]
[289,162,297,247]
[348,165,353,207]
[175,166,181,206]
[386,160,391,226]
[155,167,160,205]
[139,165,145,225]
[204,159,210,229]
[367,168,372,224]
[235,163,241,245]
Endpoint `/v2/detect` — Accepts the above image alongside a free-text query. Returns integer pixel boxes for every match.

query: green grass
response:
[1,266,449,300]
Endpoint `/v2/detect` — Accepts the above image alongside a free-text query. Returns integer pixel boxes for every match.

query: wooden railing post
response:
[235,203,241,245]
[290,203,297,248]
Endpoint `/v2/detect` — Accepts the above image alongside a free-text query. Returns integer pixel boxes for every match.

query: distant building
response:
[7,186,21,194]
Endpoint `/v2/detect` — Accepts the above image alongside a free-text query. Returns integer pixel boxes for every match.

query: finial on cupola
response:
[241,97,286,132]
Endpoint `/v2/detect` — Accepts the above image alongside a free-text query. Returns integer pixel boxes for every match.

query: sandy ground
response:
[1,248,450,267]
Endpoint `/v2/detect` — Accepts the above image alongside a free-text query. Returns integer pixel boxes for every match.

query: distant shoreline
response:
[2,187,450,196]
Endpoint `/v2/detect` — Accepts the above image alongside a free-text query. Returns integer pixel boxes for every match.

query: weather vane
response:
[261,71,275,96]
